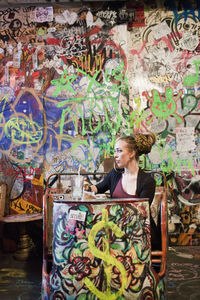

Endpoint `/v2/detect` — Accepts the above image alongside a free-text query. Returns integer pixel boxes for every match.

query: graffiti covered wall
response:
[0,0,200,244]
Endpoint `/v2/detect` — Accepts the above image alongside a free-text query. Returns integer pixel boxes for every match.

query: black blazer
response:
[96,168,156,204]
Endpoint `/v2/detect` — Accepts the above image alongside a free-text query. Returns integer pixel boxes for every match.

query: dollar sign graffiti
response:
[84,209,127,300]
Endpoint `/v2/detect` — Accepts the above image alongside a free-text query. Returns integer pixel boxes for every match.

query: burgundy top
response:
[112,177,137,198]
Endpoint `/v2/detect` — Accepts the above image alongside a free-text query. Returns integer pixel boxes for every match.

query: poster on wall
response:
[176,127,196,152]
[34,7,53,23]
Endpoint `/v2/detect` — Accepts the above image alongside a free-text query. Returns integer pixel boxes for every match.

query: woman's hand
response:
[83,178,97,194]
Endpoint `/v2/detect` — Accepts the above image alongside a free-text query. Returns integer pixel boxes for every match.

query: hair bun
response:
[135,132,156,155]
[148,132,156,145]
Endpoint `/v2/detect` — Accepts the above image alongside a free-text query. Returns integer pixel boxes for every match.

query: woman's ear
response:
[129,150,136,159]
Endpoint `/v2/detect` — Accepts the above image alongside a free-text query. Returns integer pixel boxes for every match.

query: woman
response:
[85,132,161,251]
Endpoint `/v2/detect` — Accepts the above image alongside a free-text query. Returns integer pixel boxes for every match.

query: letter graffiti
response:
[5,116,43,144]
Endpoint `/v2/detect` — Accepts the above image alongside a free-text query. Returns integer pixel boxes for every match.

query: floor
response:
[167,246,200,300]
[0,245,200,299]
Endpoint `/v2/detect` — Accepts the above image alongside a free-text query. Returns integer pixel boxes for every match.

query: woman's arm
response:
[89,184,98,194]
[84,171,112,194]
[95,172,111,194]
[83,178,98,194]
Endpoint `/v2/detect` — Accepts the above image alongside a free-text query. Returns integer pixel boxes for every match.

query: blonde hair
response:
[117,132,156,160]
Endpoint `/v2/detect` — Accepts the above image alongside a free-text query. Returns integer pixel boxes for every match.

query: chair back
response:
[150,171,168,279]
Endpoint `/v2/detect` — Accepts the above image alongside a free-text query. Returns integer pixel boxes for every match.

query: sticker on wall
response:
[86,11,94,27]
[176,127,196,152]
[13,42,22,69]
[34,7,53,23]
[179,32,199,51]
[55,9,78,25]
[151,21,171,40]
[68,209,86,222]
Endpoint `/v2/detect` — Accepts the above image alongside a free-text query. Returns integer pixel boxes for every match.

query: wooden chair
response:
[150,172,168,280]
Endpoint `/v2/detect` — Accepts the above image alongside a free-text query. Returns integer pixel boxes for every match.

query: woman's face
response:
[114,140,135,168]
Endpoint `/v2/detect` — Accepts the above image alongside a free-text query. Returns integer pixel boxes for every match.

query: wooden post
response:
[0,183,7,217]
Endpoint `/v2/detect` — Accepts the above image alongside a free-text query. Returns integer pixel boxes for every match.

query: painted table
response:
[42,196,165,299]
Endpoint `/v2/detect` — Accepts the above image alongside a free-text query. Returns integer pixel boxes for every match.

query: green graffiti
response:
[129,109,148,131]
[104,61,127,93]
[37,27,47,36]
[183,60,200,87]
[138,138,196,176]
[56,64,126,108]
[55,66,129,150]
[77,105,87,136]
[51,69,78,97]
[55,69,102,105]
[5,116,43,144]
[86,69,101,92]
[146,140,196,175]
[71,139,89,166]
[175,158,195,176]
[52,66,195,172]
[143,86,183,123]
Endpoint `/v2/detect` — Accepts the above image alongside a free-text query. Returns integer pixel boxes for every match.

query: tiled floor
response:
[0,246,200,299]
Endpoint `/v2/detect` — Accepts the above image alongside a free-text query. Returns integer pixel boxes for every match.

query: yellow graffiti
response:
[72,53,104,75]
[32,174,43,186]
[0,93,10,114]
[133,97,142,110]
[1,88,47,164]
[5,115,43,144]
[10,198,42,214]
[149,74,171,84]
[84,209,127,300]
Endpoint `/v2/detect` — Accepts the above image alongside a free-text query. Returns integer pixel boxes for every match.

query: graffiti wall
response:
[0,0,200,244]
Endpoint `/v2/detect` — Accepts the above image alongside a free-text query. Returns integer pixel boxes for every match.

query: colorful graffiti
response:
[44,199,161,299]
[168,171,200,245]
[0,1,199,240]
